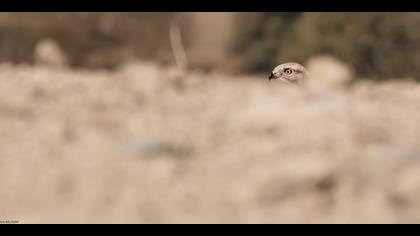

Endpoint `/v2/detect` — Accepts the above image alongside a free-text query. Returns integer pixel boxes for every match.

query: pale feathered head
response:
[268,62,309,84]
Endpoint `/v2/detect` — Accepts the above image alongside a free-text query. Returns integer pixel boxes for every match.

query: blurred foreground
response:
[1,62,420,223]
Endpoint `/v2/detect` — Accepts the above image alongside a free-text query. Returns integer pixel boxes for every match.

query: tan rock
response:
[34,38,68,68]
[305,55,354,89]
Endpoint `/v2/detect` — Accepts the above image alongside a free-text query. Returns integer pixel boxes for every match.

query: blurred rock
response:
[34,38,68,68]
[305,55,354,89]
[391,162,420,204]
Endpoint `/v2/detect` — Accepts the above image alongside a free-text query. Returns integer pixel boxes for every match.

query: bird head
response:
[269,62,308,84]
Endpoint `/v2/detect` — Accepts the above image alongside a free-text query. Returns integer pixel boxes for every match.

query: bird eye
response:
[284,68,293,75]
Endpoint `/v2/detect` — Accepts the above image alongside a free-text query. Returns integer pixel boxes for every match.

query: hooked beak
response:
[268,72,275,81]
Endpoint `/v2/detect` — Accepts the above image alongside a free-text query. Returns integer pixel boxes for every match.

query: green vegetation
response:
[232,13,420,79]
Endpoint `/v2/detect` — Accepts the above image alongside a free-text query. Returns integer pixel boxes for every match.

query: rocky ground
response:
[1,61,420,223]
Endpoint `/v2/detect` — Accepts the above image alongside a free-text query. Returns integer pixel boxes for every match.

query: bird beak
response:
[268,72,275,81]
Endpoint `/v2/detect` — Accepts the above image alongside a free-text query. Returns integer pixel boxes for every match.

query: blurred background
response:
[1,13,420,224]
[2,12,420,79]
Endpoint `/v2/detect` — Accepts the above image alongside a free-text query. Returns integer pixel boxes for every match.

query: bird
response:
[268,62,309,85]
